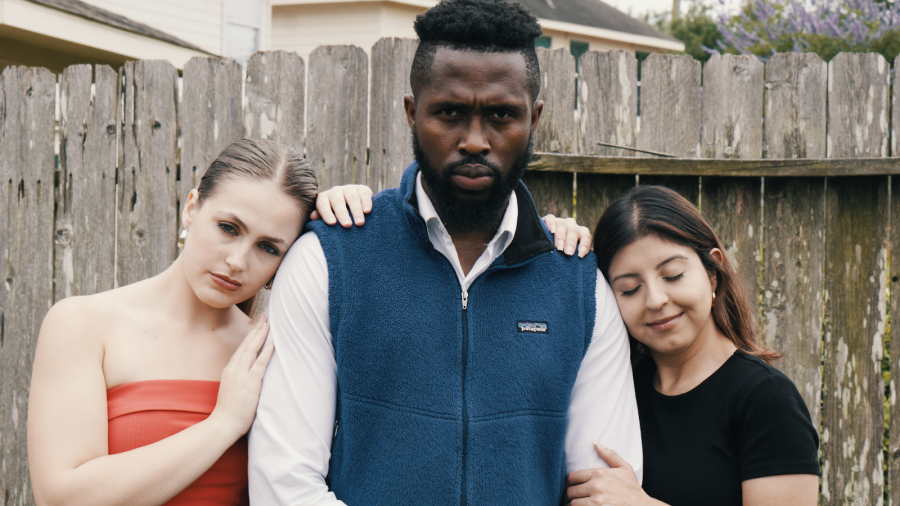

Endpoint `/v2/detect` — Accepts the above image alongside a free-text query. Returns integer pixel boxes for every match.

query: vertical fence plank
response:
[307,45,368,189]
[117,60,179,288]
[244,50,305,155]
[179,57,243,215]
[55,65,118,302]
[890,53,900,506]
[821,52,889,506]
[0,66,57,506]
[760,53,827,429]
[524,48,575,217]
[370,37,417,192]
[574,50,637,229]
[699,55,764,316]
[637,54,701,203]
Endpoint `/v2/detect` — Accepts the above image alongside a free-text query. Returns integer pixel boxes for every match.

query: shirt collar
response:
[415,171,518,253]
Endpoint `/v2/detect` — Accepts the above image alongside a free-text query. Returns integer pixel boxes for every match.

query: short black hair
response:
[410,0,543,102]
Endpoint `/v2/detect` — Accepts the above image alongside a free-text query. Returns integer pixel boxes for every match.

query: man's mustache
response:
[442,155,503,176]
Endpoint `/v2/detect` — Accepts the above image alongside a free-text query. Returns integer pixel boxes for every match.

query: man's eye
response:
[441,108,460,116]
[219,223,237,236]
[491,111,512,119]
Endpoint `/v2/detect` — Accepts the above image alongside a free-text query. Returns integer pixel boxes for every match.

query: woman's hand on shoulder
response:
[543,214,592,258]
[310,185,374,227]
[565,443,663,506]
[208,315,275,440]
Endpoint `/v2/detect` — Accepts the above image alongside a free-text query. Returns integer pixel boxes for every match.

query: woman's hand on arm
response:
[565,443,664,506]
[310,185,373,227]
[742,475,819,506]
[542,214,592,258]
[28,302,273,506]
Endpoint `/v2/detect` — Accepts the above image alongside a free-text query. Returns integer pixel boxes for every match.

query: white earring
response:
[177,229,188,249]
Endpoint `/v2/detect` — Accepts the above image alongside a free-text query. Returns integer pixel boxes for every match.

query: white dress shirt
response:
[248,175,643,505]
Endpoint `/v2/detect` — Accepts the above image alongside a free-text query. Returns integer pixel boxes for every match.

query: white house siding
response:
[272,2,390,61]
[82,0,224,55]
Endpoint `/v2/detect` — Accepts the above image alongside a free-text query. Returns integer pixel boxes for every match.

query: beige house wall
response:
[542,28,661,54]
[83,0,224,55]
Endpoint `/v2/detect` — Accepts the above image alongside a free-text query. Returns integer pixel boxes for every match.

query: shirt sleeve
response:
[248,232,347,505]
[737,373,821,481]
[565,269,644,483]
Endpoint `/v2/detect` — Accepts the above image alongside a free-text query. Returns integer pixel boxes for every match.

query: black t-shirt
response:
[634,350,820,506]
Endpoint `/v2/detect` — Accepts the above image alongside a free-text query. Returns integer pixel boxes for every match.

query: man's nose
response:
[459,118,490,155]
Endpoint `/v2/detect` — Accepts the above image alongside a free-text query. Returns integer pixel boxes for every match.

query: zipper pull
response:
[462,290,468,310]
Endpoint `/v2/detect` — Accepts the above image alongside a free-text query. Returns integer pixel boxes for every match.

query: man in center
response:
[248,0,642,503]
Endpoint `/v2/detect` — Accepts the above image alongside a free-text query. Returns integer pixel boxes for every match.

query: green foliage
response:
[643,2,724,62]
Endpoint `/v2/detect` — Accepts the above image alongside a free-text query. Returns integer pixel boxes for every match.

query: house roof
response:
[516,0,680,43]
[25,0,209,52]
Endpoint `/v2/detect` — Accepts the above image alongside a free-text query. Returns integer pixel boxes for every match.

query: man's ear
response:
[403,94,417,132]
[530,100,544,135]
[181,189,200,231]
[708,247,724,293]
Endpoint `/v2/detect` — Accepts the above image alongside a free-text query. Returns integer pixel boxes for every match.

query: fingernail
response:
[556,240,564,250]
[565,245,575,255]
[342,219,351,226]
[593,440,606,450]
[579,246,589,257]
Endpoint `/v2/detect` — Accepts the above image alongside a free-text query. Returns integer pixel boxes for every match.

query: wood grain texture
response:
[637,54,701,203]
[895,55,900,158]
[760,53,827,430]
[821,176,887,506]
[827,53,890,158]
[574,51,637,230]
[307,45,368,188]
[0,65,57,506]
[764,53,827,159]
[888,175,900,506]
[576,50,637,156]
[820,52,890,506]
[55,65,117,301]
[699,54,763,316]
[244,50,305,153]
[117,60,179,288]
[761,177,824,424]
[526,153,900,177]
[369,37,417,192]
[524,48,575,218]
[179,57,243,214]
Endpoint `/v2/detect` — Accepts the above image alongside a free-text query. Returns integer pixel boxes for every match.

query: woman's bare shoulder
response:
[41,282,149,345]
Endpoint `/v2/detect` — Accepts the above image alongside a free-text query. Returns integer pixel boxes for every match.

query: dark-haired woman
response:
[321,183,820,506]
[27,138,317,506]
[562,185,819,506]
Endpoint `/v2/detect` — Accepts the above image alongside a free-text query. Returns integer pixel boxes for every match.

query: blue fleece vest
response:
[307,163,598,505]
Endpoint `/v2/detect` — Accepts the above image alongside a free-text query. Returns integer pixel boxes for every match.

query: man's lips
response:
[451,164,494,192]
[210,273,241,291]
[647,313,683,332]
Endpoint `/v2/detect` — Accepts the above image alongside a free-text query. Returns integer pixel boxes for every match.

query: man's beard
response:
[412,130,534,234]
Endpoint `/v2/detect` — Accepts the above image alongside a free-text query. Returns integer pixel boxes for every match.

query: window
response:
[535,36,552,49]
[570,40,589,66]
[225,0,262,66]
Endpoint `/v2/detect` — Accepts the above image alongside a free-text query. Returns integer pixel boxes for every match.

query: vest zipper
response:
[460,289,469,506]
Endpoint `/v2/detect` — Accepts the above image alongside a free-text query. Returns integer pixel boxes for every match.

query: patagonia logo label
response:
[517,321,548,334]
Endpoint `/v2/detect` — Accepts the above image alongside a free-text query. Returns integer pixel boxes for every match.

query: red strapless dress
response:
[107,380,249,506]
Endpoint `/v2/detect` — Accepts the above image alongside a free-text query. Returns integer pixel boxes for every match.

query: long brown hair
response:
[592,185,780,365]
[195,138,318,315]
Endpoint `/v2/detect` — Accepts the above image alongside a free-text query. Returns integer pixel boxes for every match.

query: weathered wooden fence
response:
[1,39,899,505]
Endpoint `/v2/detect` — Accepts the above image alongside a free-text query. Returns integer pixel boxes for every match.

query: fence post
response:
[890,52,900,506]
[821,52,890,506]
[369,38,417,192]
[117,60,180,288]
[55,64,118,302]
[637,54,701,203]
[574,50,637,230]
[760,52,827,430]
[179,57,243,217]
[307,45,368,189]
[699,54,764,316]
[244,50,306,155]
[524,47,575,218]
[0,65,57,506]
